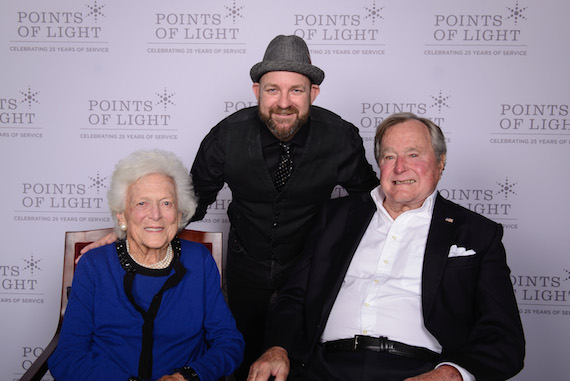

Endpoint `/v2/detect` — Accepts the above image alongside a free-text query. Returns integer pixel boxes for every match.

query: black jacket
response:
[190,105,378,263]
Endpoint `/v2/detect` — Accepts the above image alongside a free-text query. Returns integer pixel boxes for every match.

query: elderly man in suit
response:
[247,113,525,381]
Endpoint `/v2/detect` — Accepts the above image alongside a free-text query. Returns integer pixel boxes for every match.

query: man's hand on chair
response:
[76,232,117,263]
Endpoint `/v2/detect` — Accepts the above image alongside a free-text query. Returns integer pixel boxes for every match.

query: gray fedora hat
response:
[250,35,325,85]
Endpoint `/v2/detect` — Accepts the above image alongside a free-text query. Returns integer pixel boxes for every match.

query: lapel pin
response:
[445,217,454,223]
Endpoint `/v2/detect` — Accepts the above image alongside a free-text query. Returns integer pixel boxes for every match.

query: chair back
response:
[177,229,223,285]
[61,228,114,318]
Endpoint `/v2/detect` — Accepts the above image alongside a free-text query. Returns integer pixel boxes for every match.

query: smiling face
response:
[252,71,320,141]
[378,120,445,219]
[117,173,181,257]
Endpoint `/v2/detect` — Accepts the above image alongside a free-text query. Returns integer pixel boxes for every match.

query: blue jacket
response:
[49,239,244,381]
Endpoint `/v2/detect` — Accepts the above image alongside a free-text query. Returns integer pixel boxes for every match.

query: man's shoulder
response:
[308,193,375,239]
[435,193,500,229]
[310,105,354,127]
[324,192,374,215]
[223,106,259,125]
[207,106,259,138]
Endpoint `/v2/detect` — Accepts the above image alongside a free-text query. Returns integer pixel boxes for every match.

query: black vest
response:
[224,107,346,263]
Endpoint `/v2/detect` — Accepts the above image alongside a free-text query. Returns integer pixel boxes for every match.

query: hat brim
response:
[250,60,325,85]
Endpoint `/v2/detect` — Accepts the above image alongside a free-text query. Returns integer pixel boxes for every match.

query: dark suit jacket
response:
[266,192,525,380]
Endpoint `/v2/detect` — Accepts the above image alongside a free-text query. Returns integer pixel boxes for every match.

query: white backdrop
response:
[1,0,569,379]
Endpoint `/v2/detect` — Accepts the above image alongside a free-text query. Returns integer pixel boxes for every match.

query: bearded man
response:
[190,35,379,380]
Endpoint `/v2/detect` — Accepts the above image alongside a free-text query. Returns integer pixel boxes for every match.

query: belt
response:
[323,335,440,363]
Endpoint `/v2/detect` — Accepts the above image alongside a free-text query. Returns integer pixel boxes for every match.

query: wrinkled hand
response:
[247,346,290,381]
[156,373,186,381]
[76,232,117,263]
[404,365,463,381]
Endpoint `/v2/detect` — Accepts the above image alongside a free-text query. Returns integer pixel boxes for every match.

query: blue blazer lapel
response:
[421,193,459,320]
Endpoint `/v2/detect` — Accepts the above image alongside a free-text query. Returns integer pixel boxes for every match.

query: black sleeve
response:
[337,122,379,193]
[190,124,226,222]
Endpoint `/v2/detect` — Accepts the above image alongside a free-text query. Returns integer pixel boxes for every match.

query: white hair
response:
[107,149,197,239]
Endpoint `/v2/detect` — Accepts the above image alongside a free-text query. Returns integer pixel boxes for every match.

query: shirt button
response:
[362,330,368,334]
[384,260,389,264]
[364,302,370,307]
[391,235,397,240]
[373,279,379,284]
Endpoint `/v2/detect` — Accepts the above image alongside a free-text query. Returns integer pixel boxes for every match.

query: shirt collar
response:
[370,185,437,221]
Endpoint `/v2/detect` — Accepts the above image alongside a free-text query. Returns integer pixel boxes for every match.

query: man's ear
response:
[310,84,320,104]
[439,153,447,178]
[252,82,260,101]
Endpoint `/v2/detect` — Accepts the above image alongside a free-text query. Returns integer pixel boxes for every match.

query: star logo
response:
[224,0,245,24]
[20,86,40,109]
[22,254,42,276]
[496,177,517,200]
[156,88,176,111]
[505,2,528,26]
[429,90,451,113]
[563,269,570,283]
[85,1,106,23]
[88,171,109,194]
[363,1,384,26]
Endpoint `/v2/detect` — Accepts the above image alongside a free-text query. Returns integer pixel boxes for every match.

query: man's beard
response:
[259,105,309,141]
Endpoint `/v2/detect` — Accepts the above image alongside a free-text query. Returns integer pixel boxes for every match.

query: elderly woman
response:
[48,149,244,381]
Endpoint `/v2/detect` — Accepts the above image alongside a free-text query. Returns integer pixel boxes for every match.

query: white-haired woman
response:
[49,149,244,381]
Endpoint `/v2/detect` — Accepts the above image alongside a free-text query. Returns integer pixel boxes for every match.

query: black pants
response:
[226,229,297,381]
[289,344,437,381]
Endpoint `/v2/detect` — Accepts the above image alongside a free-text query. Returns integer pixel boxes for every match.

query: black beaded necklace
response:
[116,238,187,380]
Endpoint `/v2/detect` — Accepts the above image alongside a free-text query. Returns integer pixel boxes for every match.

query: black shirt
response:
[259,118,310,179]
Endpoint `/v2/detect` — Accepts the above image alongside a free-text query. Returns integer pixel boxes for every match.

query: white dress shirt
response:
[321,186,475,381]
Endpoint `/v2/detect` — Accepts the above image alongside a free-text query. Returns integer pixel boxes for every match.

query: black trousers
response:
[226,229,298,381]
[289,344,437,381]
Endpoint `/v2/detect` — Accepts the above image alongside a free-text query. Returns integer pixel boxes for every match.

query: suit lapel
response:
[422,193,458,319]
[319,195,376,327]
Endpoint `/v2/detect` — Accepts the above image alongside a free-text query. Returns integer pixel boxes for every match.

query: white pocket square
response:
[448,244,476,258]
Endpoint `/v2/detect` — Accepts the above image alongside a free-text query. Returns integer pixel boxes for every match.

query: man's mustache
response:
[270,106,298,115]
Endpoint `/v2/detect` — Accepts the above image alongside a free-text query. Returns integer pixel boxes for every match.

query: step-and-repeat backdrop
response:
[1,0,568,379]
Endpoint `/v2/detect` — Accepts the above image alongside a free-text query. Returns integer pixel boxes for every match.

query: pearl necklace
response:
[126,239,173,270]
